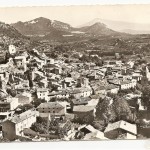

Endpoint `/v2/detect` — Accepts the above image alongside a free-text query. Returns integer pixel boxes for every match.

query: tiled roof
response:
[89,95,100,99]
[11,109,37,124]
[104,120,137,135]
[72,97,90,105]
[106,84,119,90]
[69,87,92,94]
[84,131,108,140]
[48,91,68,96]
[73,105,95,112]
[37,88,48,92]
[37,102,65,109]
[16,94,30,103]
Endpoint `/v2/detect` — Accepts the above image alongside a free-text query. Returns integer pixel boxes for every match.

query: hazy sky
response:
[1,5,150,27]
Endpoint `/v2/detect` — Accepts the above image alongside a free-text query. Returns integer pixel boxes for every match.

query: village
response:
[0,44,150,142]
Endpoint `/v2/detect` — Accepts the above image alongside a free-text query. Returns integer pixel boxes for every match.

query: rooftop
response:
[10,109,37,124]
[37,88,48,92]
[104,120,137,135]
[73,105,95,112]
[83,131,108,140]
[37,102,65,109]
[72,97,90,105]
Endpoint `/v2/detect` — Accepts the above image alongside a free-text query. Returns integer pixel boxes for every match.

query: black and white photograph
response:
[0,4,150,145]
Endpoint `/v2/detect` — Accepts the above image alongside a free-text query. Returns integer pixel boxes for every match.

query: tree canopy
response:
[141,85,150,110]
[96,95,134,123]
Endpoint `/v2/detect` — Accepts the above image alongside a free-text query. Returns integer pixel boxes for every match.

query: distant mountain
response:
[79,22,117,35]
[12,17,73,37]
[120,29,150,34]
[79,18,150,34]
[42,22,120,42]
[12,17,121,42]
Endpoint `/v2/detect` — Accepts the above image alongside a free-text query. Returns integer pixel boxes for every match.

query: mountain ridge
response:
[12,17,119,41]
[79,18,150,34]
[12,17,73,37]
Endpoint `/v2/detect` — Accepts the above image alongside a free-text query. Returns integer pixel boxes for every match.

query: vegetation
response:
[32,98,46,107]
[141,84,150,110]
[96,95,134,124]
[113,97,133,122]
[31,122,48,134]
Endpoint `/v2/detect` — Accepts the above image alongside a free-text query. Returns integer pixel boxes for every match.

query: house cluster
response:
[0,45,147,141]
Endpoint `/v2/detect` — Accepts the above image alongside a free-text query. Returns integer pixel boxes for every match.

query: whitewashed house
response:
[9,45,16,55]
[104,120,137,139]
[2,109,38,141]
[36,88,49,101]
[14,56,27,71]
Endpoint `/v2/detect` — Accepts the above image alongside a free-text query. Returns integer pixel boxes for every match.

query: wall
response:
[37,91,49,101]
[10,98,19,110]
[15,115,37,136]
[2,121,16,141]
[38,107,65,116]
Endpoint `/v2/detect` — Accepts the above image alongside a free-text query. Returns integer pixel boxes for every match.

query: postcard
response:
[0,5,149,145]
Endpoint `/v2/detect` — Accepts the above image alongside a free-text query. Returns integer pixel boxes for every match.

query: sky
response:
[1,5,150,27]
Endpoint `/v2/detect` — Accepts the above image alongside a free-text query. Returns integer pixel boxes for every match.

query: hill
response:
[0,21,29,49]
[12,17,73,37]
[79,18,150,34]
[79,22,118,36]
[12,17,120,42]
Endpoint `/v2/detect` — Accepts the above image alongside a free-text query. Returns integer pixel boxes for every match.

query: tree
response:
[31,122,48,134]
[96,97,116,123]
[141,84,150,110]
[37,116,48,125]
[91,56,103,66]
[50,52,58,59]
[25,70,33,88]
[32,98,46,107]
[96,95,134,123]
[79,54,89,62]
[113,97,133,122]
[65,59,69,63]
[6,88,16,97]
[63,54,69,58]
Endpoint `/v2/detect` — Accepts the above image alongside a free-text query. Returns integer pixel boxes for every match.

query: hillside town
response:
[0,43,150,142]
